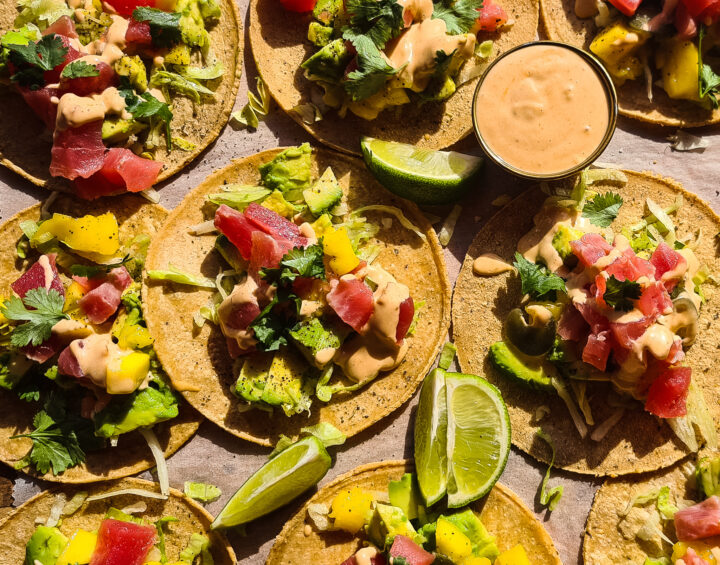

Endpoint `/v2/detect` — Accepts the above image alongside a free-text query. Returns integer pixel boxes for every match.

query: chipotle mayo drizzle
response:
[472,253,513,276]
[218,277,261,350]
[37,255,55,289]
[475,44,610,175]
[70,333,124,388]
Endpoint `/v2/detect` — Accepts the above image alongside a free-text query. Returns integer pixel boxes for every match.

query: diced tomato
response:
[475,0,508,31]
[125,19,153,46]
[215,205,259,260]
[279,0,317,12]
[651,242,686,290]
[396,297,414,342]
[610,318,652,349]
[104,0,156,16]
[674,496,720,541]
[42,15,78,39]
[583,330,612,371]
[89,519,157,565]
[59,61,117,97]
[637,282,673,319]
[22,335,63,363]
[77,267,132,324]
[570,233,613,267]
[675,2,698,38]
[18,86,58,130]
[607,0,642,16]
[327,277,374,332]
[645,366,691,417]
[50,121,105,181]
[679,548,712,565]
[248,230,294,274]
[605,248,655,282]
[244,203,308,248]
[389,535,435,565]
[12,254,64,299]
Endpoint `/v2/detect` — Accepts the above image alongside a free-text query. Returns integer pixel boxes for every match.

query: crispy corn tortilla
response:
[583,459,698,564]
[143,147,451,446]
[249,0,539,156]
[453,171,720,476]
[0,195,201,483]
[0,477,236,564]
[267,460,562,564]
[0,0,242,192]
[540,0,720,127]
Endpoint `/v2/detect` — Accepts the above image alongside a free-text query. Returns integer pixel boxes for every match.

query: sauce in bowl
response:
[472,42,617,179]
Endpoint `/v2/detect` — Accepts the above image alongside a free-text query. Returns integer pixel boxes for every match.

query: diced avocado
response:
[261,190,299,219]
[164,43,192,66]
[301,39,352,84]
[313,0,343,24]
[288,317,349,368]
[420,75,456,102]
[114,55,148,92]
[308,22,333,47]
[105,507,145,524]
[180,4,209,48]
[697,457,720,498]
[489,341,553,391]
[215,234,245,271]
[234,353,273,403]
[303,167,343,217]
[25,526,68,565]
[75,9,113,45]
[547,336,577,365]
[311,213,333,237]
[102,118,147,144]
[93,378,179,438]
[198,0,221,21]
[0,351,33,391]
[441,509,499,560]
[388,473,424,521]
[367,503,425,550]
[551,225,584,260]
[259,143,313,202]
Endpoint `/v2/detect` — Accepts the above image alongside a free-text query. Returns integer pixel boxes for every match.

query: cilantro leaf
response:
[261,244,326,284]
[699,25,720,108]
[434,49,456,78]
[132,7,182,47]
[345,0,404,48]
[432,0,484,34]
[343,32,399,101]
[7,35,68,90]
[60,60,100,79]
[513,252,566,300]
[119,82,173,148]
[249,296,288,352]
[582,192,623,228]
[603,275,641,311]
[1,288,68,347]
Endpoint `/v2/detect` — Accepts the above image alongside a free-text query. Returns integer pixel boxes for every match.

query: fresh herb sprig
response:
[344,0,404,48]
[513,252,566,300]
[603,275,642,311]
[432,0,484,34]
[132,7,182,47]
[1,288,67,347]
[60,60,100,79]
[342,32,399,101]
[582,192,623,228]
[119,80,173,148]
[7,35,68,90]
[698,25,720,108]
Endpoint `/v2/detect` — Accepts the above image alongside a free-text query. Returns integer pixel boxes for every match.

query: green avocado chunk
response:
[215,234,245,271]
[289,316,348,369]
[489,341,553,391]
[442,509,499,559]
[259,143,313,202]
[313,0,343,24]
[367,503,425,550]
[93,377,179,439]
[102,118,147,144]
[25,526,68,565]
[301,39,352,84]
[388,473,423,521]
[308,22,333,47]
[551,225,584,261]
[303,167,343,217]
[114,55,148,92]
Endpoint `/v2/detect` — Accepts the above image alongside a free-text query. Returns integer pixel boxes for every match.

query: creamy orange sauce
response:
[475,44,611,175]
[55,88,126,130]
[472,253,513,276]
[218,277,260,350]
[70,333,123,388]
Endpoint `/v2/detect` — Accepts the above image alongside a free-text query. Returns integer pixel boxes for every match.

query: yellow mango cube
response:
[329,487,375,534]
[33,213,119,256]
[106,351,150,394]
[660,38,700,101]
[672,541,718,563]
[461,558,492,565]
[57,529,97,565]
[496,544,531,565]
[63,281,86,318]
[323,227,359,275]
[590,22,648,85]
[118,323,155,350]
[436,518,473,562]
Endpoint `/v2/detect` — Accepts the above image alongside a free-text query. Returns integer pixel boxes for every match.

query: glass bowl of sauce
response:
[472,41,618,180]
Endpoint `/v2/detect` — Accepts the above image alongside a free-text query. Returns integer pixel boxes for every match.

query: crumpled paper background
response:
[2,2,720,562]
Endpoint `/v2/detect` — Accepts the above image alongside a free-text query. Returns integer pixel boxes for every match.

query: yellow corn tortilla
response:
[540,0,720,127]
[583,459,698,564]
[0,0,242,192]
[267,459,562,564]
[453,171,720,476]
[0,477,236,564]
[143,147,451,446]
[0,194,201,483]
[248,0,539,156]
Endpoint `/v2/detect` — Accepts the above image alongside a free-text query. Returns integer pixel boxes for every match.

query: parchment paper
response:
[3,4,720,562]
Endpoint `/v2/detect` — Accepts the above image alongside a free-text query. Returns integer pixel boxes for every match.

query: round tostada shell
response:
[583,459,698,564]
[143,147,451,446]
[267,460,562,564]
[248,0,539,155]
[453,171,720,476]
[0,195,201,483]
[540,0,720,127]
[0,0,243,192]
[0,476,236,564]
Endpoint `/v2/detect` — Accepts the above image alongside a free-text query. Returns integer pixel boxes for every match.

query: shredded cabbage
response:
[551,376,588,438]
[291,103,323,124]
[140,187,161,204]
[438,205,462,247]
[668,130,709,152]
[351,205,426,241]
[147,265,216,288]
[590,408,624,442]
[86,488,168,502]
[188,220,218,235]
[207,185,271,210]
[45,493,66,527]
[230,77,271,130]
[140,427,170,497]
[179,533,214,564]
[180,60,224,81]
[535,428,563,511]
[15,0,72,30]
[62,491,87,516]
[184,481,222,503]
[149,71,214,103]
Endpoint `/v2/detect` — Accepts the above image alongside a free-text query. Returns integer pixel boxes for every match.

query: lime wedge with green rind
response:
[445,372,511,508]
[360,137,483,205]
[211,436,331,529]
[414,368,449,506]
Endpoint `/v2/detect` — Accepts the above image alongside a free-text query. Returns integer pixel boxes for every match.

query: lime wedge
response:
[445,372,510,508]
[211,436,331,529]
[360,137,483,205]
[414,368,448,506]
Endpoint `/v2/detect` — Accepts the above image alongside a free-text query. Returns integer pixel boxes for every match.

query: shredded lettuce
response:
[291,103,323,124]
[350,205,426,241]
[645,199,676,243]
[696,456,720,498]
[15,0,72,30]
[622,486,677,520]
[340,214,380,251]
[149,71,214,102]
[62,491,87,517]
[147,265,216,288]
[456,40,493,86]
[140,427,170,497]
[438,205,462,247]
[535,428,563,511]
[438,342,457,371]
[406,299,425,336]
[590,407,624,442]
[569,380,594,426]
[1,24,41,46]
[551,376,588,438]
[184,481,222,503]
[86,488,168,502]
[207,185,271,210]
[188,220,218,236]
[231,77,271,130]
[307,502,333,531]
[668,381,717,451]
[180,59,224,81]
[179,533,214,564]
[301,423,346,448]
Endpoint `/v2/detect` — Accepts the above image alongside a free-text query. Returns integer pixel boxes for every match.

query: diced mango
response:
[57,529,97,565]
[323,227,359,275]
[117,323,155,350]
[672,541,719,563]
[32,213,119,255]
[589,21,648,85]
[106,351,150,394]
[311,214,333,237]
[63,281,86,319]
[329,487,375,534]
[495,544,531,565]
[461,558,492,565]
[659,37,700,101]
[436,517,473,562]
